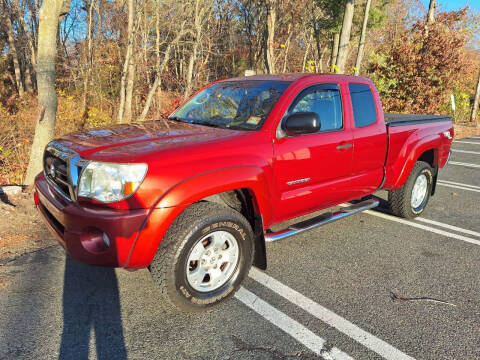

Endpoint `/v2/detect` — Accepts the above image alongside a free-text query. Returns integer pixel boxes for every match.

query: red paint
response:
[34,74,453,269]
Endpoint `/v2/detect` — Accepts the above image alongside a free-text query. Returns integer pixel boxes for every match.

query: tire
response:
[388,161,433,219]
[149,201,254,313]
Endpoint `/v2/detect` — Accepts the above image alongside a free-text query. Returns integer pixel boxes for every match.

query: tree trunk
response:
[184,0,206,100]
[302,35,311,72]
[282,23,292,73]
[330,32,339,71]
[14,0,36,92]
[117,0,134,124]
[427,0,435,24]
[24,0,69,185]
[264,0,276,74]
[336,0,355,74]
[124,39,136,123]
[4,9,25,97]
[425,0,435,36]
[471,70,480,125]
[82,0,95,127]
[184,43,199,99]
[354,0,371,76]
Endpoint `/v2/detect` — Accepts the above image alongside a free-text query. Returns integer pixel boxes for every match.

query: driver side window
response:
[286,83,343,134]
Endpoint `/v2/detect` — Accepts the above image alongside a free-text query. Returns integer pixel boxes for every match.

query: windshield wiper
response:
[167,116,186,122]
[189,120,224,129]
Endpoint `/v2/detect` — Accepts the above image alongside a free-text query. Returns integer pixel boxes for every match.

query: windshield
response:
[171,80,291,131]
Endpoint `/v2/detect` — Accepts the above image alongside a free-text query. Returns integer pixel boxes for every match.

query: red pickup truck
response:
[34,74,453,312]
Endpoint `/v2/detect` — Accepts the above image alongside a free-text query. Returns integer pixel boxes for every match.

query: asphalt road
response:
[1,137,479,360]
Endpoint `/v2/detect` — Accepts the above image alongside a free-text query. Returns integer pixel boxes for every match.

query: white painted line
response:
[416,218,480,237]
[235,287,353,360]
[451,149,480,155]
[454,141,480,145]
[437,180,480,189]
[249,268,415,360]
[448,161,480,169]
[437,182,480,193]
[362,209,480,246]
[469,136,480,139]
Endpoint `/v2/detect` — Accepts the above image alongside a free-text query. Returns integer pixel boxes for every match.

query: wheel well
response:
[201,189,267,269]
[417,149,436,168]
[417,149,438,195]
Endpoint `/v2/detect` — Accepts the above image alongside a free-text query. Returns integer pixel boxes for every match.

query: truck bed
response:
[385,113,451,127]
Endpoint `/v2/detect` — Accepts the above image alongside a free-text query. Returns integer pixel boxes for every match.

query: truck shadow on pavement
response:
[59,257,127,360]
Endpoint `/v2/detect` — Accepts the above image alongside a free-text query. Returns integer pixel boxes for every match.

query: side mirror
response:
[284,112,320,136]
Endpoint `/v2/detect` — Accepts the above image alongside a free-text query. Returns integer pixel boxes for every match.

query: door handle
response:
[336,143,352,150]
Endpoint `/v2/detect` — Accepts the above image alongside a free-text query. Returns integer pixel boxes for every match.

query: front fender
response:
[155,165,273,221]
[124,166,273,268]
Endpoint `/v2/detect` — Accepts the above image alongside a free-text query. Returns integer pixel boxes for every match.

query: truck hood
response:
[56,119,245,160]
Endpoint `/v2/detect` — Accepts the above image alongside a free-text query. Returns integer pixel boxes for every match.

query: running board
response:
[264,198,379,242]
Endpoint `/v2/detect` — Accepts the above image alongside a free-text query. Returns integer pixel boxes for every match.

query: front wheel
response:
[388,161,433,219]
[149,202,254,313]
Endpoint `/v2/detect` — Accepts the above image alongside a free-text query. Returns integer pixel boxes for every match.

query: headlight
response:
[78,162,147,202]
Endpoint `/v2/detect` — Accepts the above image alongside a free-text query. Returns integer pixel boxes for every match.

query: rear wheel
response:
[388,161,433,219]
[149,202,254,313]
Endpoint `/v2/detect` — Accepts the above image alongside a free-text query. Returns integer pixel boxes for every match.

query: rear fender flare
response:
[392,136,439,189]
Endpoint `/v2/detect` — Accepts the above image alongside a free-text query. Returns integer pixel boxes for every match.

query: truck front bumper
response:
[34,173,148,267]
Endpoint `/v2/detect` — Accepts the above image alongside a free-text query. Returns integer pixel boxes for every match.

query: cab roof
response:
[222,73,370,83]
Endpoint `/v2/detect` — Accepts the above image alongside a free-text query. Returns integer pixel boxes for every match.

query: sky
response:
[421,0,480,12]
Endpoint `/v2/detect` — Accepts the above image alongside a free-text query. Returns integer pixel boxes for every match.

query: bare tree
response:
[117,0,135,124]
[302,33,312,72]
[354,0,372,76]
[81,0,95,127]
[264,0,276,74]
[425,0,435,36]
[336,0,355,74]
[139,21,187,121]
[471,70,480,125]
[3,2,25,96]
[281,23,292,73]
[330,32,339,71]
[184,0,211,99]
[24,0,71,184]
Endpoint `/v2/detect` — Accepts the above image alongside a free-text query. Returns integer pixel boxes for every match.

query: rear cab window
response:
[348,83,377,127]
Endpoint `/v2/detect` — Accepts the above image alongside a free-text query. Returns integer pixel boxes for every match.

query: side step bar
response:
[264,198,379,242]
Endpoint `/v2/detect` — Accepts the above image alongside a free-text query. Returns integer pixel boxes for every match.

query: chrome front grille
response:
[43,141,87,201]
[44,152,70,197]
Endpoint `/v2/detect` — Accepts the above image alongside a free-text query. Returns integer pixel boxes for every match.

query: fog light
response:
[103,232,110,248]
[80,227,110,253]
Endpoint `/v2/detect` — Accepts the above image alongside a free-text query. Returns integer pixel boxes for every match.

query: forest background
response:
[1,0,479,185]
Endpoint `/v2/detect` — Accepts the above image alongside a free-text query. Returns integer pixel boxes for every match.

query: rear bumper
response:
[34,173,148,267]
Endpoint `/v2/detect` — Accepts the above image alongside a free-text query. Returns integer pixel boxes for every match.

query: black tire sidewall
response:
[408,164,433,216]
[169,213,253,310]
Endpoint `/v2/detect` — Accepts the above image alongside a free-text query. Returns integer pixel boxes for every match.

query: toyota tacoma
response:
[34,74,453,312]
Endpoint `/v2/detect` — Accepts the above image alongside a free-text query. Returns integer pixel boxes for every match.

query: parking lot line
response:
[248,268,415,360]
[437,180,480,189]
[453,141,480,145]
[437,182,480,193]
[448,161,480,169]
[362,210,480,246]
[416,218,480,237]
[235,287,354,360]
[451,149,480,155]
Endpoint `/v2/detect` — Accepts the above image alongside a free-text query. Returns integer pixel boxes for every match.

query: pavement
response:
[0,137,479,360]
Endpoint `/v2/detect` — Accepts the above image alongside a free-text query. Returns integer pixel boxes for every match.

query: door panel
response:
[272,83,354,222]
